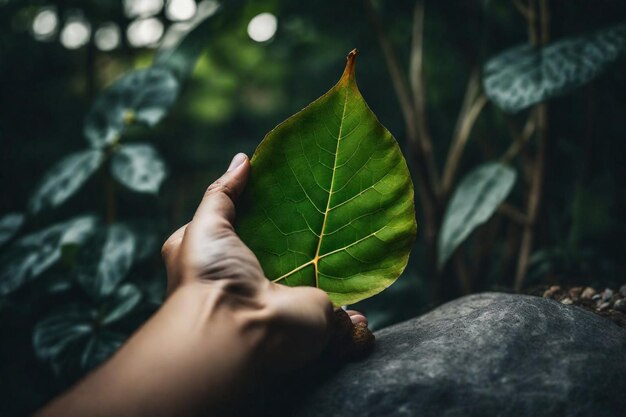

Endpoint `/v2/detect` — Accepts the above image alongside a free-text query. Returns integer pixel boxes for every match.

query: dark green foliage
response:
[33,282,141,374]
[84,68,180,148]
[484,23,626,113]
[111,144,168,193]
[29,151,105,213]
[0,216,98,295]
[438,163,516,267]
[0,213,24,246]
[75,224,137,298]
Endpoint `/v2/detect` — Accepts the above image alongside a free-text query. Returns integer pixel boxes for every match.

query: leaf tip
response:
[340,48,358,84]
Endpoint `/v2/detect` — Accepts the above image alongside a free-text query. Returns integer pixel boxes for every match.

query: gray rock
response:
[614,299,626,313]
[268,293,626,417]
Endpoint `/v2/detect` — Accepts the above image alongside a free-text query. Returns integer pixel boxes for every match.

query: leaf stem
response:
[498,202,528,226]
[514,0,550,291]
[409,2,441,196]
[500,115,536,164]
[442,69,488,195]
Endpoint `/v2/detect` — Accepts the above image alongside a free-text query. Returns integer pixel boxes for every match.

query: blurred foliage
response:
[0,0,625,415]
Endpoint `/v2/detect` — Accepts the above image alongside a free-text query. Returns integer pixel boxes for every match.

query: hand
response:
[161,152,336,371]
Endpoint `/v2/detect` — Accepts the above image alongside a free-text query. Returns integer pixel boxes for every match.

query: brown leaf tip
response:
[340,49,358,84]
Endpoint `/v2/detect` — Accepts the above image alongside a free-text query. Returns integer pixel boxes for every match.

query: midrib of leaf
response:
[273,85,350,286]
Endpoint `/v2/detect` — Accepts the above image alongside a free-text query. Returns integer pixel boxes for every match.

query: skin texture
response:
[37,153,367,417]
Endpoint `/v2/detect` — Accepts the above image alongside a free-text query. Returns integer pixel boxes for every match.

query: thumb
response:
[192,153,250,231]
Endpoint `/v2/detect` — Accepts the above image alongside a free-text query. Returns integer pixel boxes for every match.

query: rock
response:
[568,286,583,300]
[543,285,561,298]
[561,297,573,305]
[614,299,626,313]
[266,293,626,417]
[581,287,596,299]
[592,293,602,301]
[598,301,611,311]
[619,285,626,298]
[602,288,614,302]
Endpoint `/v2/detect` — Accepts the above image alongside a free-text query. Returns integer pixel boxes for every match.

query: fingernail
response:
[227,153,247,172]
[350,315,368,326]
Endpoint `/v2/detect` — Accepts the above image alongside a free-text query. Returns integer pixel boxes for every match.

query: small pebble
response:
[614,299,626,313]
[543,285,561,298]
[561,298,573,305]
[602,288,614,302]
[598,302,611,311]
[581,287,596,300]
[568,286,583,300]
[619,285,626,298]
[592,294,602,301]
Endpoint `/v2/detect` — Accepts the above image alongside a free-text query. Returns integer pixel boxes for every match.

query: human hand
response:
[161,153,368,371]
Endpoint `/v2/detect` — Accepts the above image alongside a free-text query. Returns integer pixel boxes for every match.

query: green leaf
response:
[0,212,24,246]
[111,143,168,193]
[483,23,626,113]
[76,223,136,298]
[126,220,160,261]
[34,305,127,376]
[84,68,180,148]
[237,50,417,306]
[438,162,516,267]
[29,150,104,214]
[100,283,142,325]
[0,216,98,295]
[33,306,94,361]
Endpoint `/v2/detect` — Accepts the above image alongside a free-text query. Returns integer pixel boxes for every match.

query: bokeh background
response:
[1,0,625,415]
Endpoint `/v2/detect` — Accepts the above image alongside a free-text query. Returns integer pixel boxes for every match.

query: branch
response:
[441,69,487,195]
[364,0,417,141]
[514,0,550,291]
[498,202,528,226]
[409,1,440,196]
[514,105,547,290]
[501,115,536,164]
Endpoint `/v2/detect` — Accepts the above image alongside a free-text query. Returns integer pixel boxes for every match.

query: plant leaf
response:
[111,143,168,193]
[33,306,94,361]
[438,162,516,267]
[29,150,104,214]
[84,68,180,148]
[237,50,417,306]
[126,220,160,261]
[483,23,626,113]
[76,223,136,298]
[0,212,25,246]
[80,331,127,372]
[0,215,98,295]
[100,283,142,325]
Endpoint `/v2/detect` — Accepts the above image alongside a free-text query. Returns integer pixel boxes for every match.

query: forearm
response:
[37,284,263,417]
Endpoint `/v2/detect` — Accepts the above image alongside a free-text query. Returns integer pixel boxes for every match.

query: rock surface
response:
[267,292,626,417]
